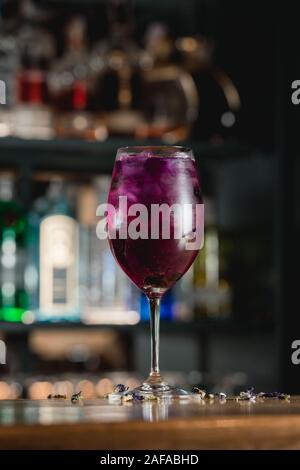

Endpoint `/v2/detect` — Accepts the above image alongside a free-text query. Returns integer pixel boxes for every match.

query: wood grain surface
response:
[0,397,299,450]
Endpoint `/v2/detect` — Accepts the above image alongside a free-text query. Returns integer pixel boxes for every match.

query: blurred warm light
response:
[73,115,88,131]
[125,377,140,390]
[29,381,54,399]
[0,376,142,400]
[175,37,198,53]
[54,380,74,397]
[94,125,108,141]
[29,329,119,360]
[0,381,12,399]
[96,378,113,397]
[10,382,23,399]
[0,381,22,399]
[76,379,95,398]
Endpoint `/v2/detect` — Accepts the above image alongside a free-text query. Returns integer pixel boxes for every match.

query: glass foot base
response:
[134,382,191,398]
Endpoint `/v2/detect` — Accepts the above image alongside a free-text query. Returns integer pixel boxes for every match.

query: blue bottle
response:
[140,289,175,322]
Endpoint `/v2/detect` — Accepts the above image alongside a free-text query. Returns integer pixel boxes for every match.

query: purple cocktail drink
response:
[108,151,202,295]
[107,146,203,396]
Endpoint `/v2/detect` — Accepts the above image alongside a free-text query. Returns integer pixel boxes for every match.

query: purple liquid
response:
[108,151,202,295]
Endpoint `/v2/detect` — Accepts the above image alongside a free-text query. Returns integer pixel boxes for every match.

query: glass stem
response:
[147,296,162,384]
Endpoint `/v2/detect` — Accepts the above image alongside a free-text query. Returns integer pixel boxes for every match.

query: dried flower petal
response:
[71,391,82,403]
[239,387,256,400]
[279,394,290,400]
[144,394,157,401]
[122,394,133,402]
[218,392,227,400]
[114,384,129,393]
[237,388,290,402]
[131,391,144,401]
[192,387,206,399]
[258,392,281,398]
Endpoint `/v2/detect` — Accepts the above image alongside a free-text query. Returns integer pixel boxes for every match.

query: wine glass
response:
[107,146,203,396]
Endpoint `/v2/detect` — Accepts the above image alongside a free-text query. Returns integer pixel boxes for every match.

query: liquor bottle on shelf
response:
[0,174,29,322]
[13,0,55,139]
[49,16,105,140]
[29,177,80,322]
[89,0,145,137]
[175,35,240,142]
[136,22,199,142]
[0,8,19,137]
[193,197,232,319]
[78,177,134,324]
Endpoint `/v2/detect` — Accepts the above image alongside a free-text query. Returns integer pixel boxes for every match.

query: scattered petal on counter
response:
[131,391,144,401]
[237,388,290,401]
[103,384,292,405]
[122,394,134,402]
[71,391,82,403]
[257,392,290,400]
[114,384,129,394]
[47,394,66,400]
[122,393,157,402]
[192,387,206,399]
[239,387,256,400]
[144,394,158,401]
[217,392,227,400]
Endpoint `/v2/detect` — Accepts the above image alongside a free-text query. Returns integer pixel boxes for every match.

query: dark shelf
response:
[0,137,254,173]
[0,318,274,335]
[41,0,191,5]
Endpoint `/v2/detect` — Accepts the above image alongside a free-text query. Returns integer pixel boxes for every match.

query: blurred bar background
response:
[0,0,294,399]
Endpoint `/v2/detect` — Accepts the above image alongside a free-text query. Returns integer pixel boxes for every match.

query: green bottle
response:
[0,174,28,322]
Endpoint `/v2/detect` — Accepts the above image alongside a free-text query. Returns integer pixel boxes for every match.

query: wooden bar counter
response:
[0,397,300,450]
